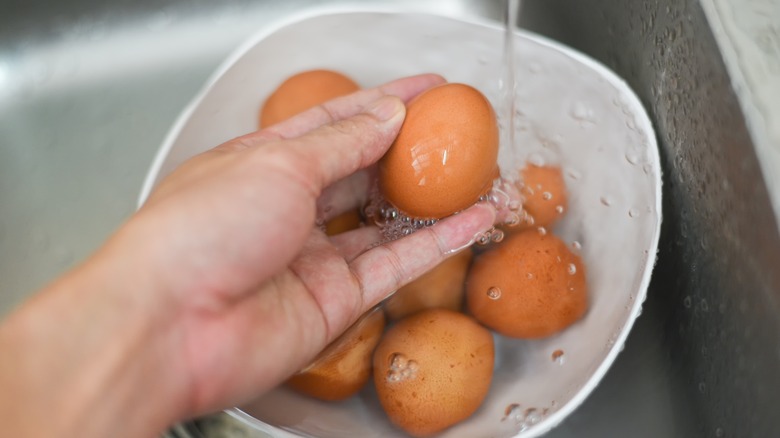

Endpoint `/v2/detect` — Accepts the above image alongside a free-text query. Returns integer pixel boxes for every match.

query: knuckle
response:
[421,226,449,256]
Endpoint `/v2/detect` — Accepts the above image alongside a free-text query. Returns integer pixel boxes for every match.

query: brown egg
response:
[466,229,587,338]
[287,307,385,401]
[373,309,494,437]
[384,250,473,321]
[510,164,568,230]
[260,69,360,128]
[325,209,362,236]
[379,83,499,219]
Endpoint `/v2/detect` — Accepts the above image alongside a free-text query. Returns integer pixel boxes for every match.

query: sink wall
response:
[522,0,780,436]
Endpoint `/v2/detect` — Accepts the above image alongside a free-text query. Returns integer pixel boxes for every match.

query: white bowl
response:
[140,8,662,438]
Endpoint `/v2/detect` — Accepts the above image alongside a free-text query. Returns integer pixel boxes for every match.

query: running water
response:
[499,0,522,180]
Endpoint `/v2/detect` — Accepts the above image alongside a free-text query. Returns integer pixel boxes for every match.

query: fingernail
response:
[366,96,405,122]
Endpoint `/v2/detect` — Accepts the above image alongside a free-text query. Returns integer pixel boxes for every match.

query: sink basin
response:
[1,0,778,437]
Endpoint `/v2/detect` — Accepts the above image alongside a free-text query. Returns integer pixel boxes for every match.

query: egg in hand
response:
[379,83,499,219]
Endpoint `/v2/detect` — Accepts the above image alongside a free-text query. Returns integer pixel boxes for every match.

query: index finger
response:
[241,73,445,144]
[349,203,497,308]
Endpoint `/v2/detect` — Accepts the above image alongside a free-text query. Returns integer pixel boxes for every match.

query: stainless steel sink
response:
[2,0,778,437]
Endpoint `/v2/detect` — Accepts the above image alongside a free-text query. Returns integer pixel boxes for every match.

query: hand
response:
[0,74,496,438]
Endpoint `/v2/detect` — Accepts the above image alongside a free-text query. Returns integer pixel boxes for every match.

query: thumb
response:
[283,95,406,192]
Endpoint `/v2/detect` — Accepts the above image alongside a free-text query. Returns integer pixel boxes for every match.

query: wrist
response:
[0,227,186,437]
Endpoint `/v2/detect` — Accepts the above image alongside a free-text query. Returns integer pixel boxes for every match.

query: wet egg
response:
[379,83,499,219]
[259,69,360,128]
[324,209,362,236]
[514,164,568,230]
[286,307,385,401]
[373,309,494,437]
[466,229,588,338]
[384,250,473,320]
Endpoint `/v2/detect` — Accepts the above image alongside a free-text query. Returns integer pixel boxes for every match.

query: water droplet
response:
[701,299,709,312]
[625,153,640,165]
[503,403,521,421]
[643,163,653,175]
[387,353,418,381]
[476,230,493,246]
[552,349,565,364]
[491,229,505,243]
[524,408,541,425]
[537,227,547,236]
[527,152,545,167]
[521,211,535,227]
[526,272,534,280]
[565,168,581,180]
[390,353,408,369]
[698,381,706,393]
[571,241,582,251]
[715,427,724,437]
[487,287,502,300]
[569,101,595,123]
[629,208,640,218]
[555,205,564,214]
[567,263,577,275]
[504,212,521,227]
[683,296,692,308]
[542,191,553,201]
[600,196,613,206]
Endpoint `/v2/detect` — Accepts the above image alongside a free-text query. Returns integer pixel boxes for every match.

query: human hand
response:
[0,74,496,438]
[131,73,497,414]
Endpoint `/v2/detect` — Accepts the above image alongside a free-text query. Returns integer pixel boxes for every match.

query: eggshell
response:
[379,83,499,219]
[511,164,568,230]
[325,209,362,236]
[466,229,587,338]
[259,69,359,128]
[383,250,472,321]
[287,307,385,401]
[373,309,494,437]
